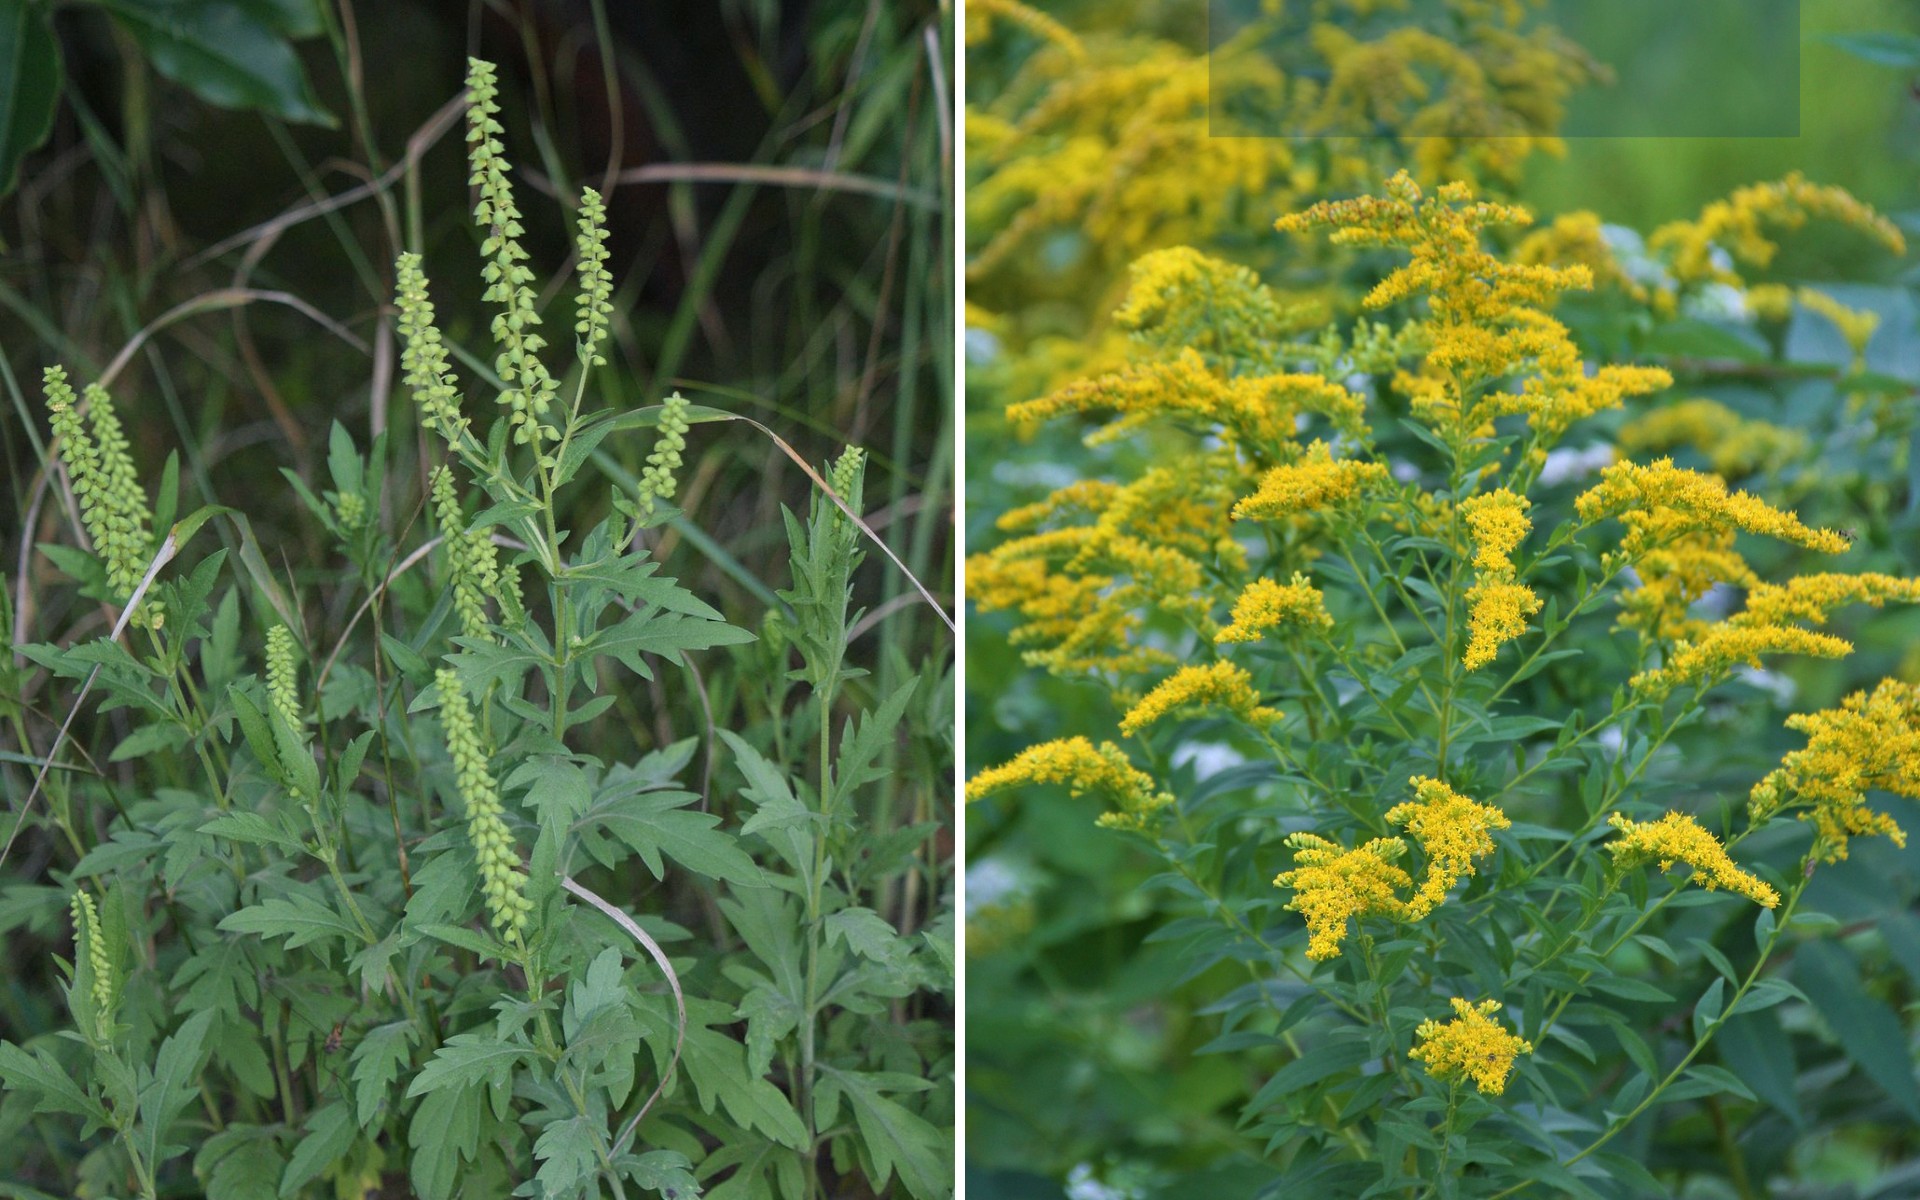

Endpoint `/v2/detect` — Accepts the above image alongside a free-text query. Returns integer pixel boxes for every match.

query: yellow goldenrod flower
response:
[1618,398,1805,480]
[1650,173,1905,290]
[1387,777,1510,918]
[1233,441,1389,521]
[1733,573,1920,629]
[1118,661,1281,736]
[966,737,1173,831]
[1575,457,1850,557]
[1750,679,1917,862]
[1461,489,1530,574]
[964,0,1084,59]
[1463,580,1542,670]
[1273,832,1411,961]
[1629,623,1852,698]
[1514,209,1648,302]
[1410,998,1533,1095]
[1216,573,1333,643]
[1606,811,1779,907]
[1796,288,1879,370]
[436,669,533,940]
[1009,348,1363,453]
[1618,529,1756,642]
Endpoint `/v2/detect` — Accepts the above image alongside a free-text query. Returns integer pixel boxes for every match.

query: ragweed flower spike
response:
[1273,833,1411,961]
[430,467,502,645]
[69,890,114,1021]
[1606,811,1779,907]
[1118,661,1281,736]
[44,367,164,629]
[1750,679,1916,863]
[1410,999,1533,1095]
[635,391,692,515]
[574,187,614,363]
[965,736,1173,832]
[1387,777,1510,918]
[394,252,465,444]
[465,57,558,451]
[265,624,304,732]
[436,669,533,941]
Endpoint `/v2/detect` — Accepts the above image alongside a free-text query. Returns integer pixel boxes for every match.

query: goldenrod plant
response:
[966,168,1920,1193]
[0,56,952,1200]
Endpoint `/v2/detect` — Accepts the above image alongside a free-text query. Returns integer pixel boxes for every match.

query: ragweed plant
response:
[967,175,1918,1195]
[1,58,952,1200]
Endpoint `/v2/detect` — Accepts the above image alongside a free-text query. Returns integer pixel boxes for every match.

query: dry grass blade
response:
[715,412,955,633]
[98,290,367,391]
[613,162,939,210]
[0,529,177,869]
[560,874,688,1154]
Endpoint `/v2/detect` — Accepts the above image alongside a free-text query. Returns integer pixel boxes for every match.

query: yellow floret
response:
[1232,442,1390,521]
[1118,661,1282,736]
[1606,811,1779,906]
[1273,832,1411,961]
[1216,573,1335,643]
[1461,489,1531,574]
[1386,777,1511,918]
[1576,458,1851,557]
[1750,679,1917,862]
[966,737,1173,831]
[1629,624,1852,698]
[1410,998,1533,1095]
[1463,580,1542,670]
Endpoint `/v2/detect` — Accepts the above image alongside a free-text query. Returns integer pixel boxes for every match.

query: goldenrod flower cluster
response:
[466,58,558,450]
[1216,574,1333,644]
[265,624,303,732]
[1118,661,1281,736]
[1273,833,1411,961]
[394,252,466,444]
[966,736,1174,832]
[1737,573,1920,629]
[1009,348,1366,454]
[1515,210,1648,303]
[1387,777,1511,918]
[1605,811,1779,907]
[1576,458,1850,559]
[1277,174,1669,447]
[636,391,692,516]
[436,669,533,940]
[1459,489,1539,669]
[1113,247,1327,375]
[1410,998,1533,1095]
[1618,399,1805,481]
[1232,441,1390,521]
[1750,679,1916,862]
[69,889,114,1021]
[44,367,164,629]
[1650,172,1906,290]
[1629,624,1852,699]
